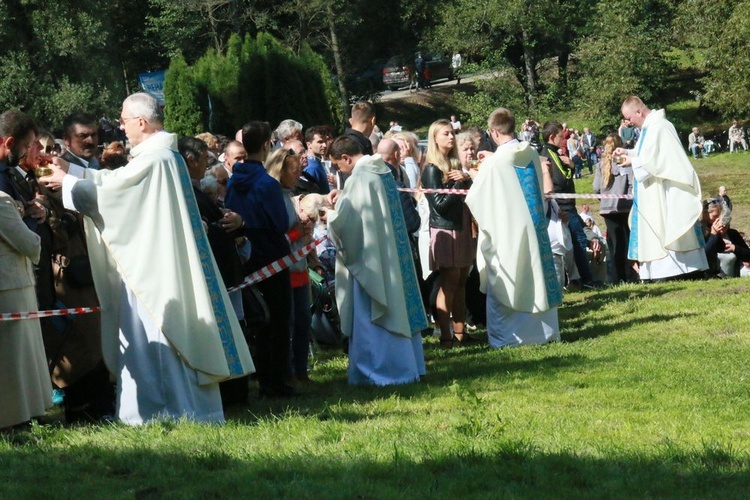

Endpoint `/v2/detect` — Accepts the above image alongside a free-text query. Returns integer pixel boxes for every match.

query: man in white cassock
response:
[465,108,563,348]
[41,93,254,425]
[326,136,427,386]
[615,96,707,280]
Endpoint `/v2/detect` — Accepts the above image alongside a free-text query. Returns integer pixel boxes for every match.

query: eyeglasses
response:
[288,148,304,156]
[119,116,139,125]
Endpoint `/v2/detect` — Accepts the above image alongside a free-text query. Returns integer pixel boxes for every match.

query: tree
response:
[163,54,203,136]
[164,33,336,135]
[431,0,592,112]
[0,0,129,129]
[574,0,677,123]
[676,0,750,118]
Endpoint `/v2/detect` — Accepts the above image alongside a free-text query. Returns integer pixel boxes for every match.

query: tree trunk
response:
[521,27,537,111]
[558,50,569,91]
[327,6,349,123]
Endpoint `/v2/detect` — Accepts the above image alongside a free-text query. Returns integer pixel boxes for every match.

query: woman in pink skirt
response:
[420,119,475,347]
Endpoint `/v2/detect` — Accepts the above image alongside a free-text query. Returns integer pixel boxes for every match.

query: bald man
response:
[223,140,246,177]
[614,96,707,280]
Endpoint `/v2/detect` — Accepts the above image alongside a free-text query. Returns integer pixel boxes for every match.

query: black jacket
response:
[540,143,576,211]
[420,163,470,230]
[193,185,245,288]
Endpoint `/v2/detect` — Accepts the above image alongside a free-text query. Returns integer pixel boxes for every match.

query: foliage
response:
[165,33,336,135]
[574,0,677,123]
[452,60,527,127]
[163,54,203,136]
[0,0,127,129]
[676,0,750,118]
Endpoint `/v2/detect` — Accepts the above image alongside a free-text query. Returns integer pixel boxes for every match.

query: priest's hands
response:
[38,157,70,191]
[328,189,341,206]
[477,151,494,162]
[559,154,573,168]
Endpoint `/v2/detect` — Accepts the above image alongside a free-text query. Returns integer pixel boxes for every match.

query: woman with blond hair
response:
[593,133,634,283]
[420,119,474,347]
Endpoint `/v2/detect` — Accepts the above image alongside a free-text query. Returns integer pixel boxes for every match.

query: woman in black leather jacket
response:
[420,119,474,347]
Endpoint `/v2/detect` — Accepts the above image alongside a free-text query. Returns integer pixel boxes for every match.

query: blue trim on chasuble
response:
[628,127,648,260]
[628,178,640,260]
[381,173,429,333]
[514,162,563,307]
[173,153,243,376]
[693,221,705,248]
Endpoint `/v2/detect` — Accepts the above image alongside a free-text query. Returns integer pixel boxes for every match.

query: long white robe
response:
[627,109,708,279]
[61,131,253,424]
[465,141,562,348]
[328,155,427,386]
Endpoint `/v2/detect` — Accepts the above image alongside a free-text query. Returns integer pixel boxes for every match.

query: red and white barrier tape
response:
[227,235,328,293]
[397,187,633,200]
[2,236,328,321]
[0,306,101,322]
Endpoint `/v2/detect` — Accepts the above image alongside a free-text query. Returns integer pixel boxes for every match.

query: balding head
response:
[621,96,650,128]
[377,138,400,167]
[224,140,246,173]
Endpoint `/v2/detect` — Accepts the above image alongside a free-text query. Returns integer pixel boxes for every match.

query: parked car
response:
[382,53,455,91]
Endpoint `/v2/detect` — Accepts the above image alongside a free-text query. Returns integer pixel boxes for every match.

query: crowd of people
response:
[1,92,746,431]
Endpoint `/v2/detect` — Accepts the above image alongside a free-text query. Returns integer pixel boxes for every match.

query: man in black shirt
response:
[540,120,601,288]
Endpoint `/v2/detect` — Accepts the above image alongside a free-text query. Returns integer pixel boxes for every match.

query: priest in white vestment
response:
[465,108,562,348]
[41,93,254,425]
[326,136,427,386]
[616,96,708,280]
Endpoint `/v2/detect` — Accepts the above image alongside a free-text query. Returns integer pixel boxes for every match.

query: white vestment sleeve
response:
[61,164,88,210]
[62,175,80,210]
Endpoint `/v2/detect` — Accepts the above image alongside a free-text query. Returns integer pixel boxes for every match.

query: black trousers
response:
[603,212,632,282]
[253,269,292,391]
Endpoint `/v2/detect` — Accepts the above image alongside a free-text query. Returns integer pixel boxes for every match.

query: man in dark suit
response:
[581,127,597,174]
[52,112,114,422]
[61,112,100,169]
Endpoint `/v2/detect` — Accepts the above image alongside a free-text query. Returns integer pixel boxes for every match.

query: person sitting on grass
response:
[703,199,750,278]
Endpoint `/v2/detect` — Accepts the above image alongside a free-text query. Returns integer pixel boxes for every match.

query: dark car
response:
[382,53,455,91]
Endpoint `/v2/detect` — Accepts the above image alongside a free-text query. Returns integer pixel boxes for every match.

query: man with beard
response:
[0,112,59,362]
[0,115,52,429]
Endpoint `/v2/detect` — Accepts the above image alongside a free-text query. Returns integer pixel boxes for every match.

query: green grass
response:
[4,154,750,498]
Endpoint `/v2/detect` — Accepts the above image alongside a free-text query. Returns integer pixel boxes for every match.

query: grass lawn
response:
[3,155,750,498]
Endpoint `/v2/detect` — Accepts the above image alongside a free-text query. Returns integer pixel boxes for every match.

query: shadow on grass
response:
[558,283,688,342]
[562,312,698,342]
[2,438,749,498]
[225,348,600,426]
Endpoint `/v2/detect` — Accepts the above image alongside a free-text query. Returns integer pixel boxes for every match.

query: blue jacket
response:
[304,156,330,194]
[225,160,290,269]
